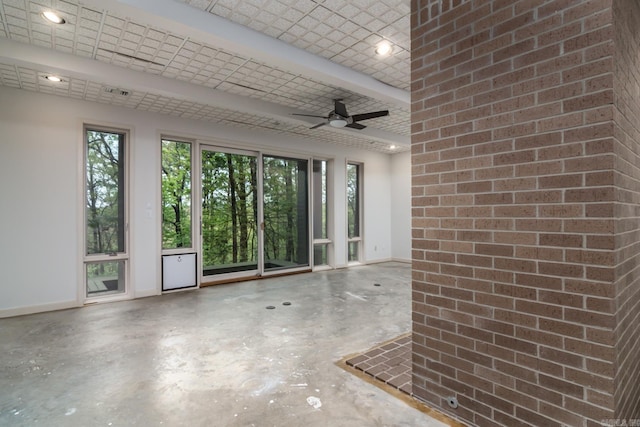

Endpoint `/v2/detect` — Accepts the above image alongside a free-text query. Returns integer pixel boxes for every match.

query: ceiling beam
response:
[79,0,411,108]
[0,38,409,147]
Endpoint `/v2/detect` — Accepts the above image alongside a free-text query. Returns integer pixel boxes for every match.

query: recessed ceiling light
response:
[45,75,62,82]
[42,11,65,24]
[375,41,392,57]
[390,145,397,150]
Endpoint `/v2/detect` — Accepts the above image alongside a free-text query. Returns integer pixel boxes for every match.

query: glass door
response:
[201,147,259,281]
[262,155,310,272]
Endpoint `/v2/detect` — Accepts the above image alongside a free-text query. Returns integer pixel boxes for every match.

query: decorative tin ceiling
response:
[0,0,411,153]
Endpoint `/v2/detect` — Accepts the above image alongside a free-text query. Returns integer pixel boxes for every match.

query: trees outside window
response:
[347,162,362,263]
[161,139,192,249]
[313,159,331,267]
[85,127,128,296]
[262,155,309,270]
[201,151,259,275]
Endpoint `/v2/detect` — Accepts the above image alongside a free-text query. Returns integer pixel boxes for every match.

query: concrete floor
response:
[0,262,447,427]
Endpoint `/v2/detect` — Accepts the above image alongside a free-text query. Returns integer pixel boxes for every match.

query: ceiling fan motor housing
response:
[292,99,388,130]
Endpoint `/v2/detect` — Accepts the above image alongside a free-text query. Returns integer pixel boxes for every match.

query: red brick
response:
[563,90,614,113]
[493,177,536,191]
[515,379,563,406]
[562,57,614,83]
[492,66,535,89]
[540,345,584,368]
[515,299,563,318]
[564,309,616,330]
[539,233,583,248]
[410,1,624,425]
[513,44,562,68]
[515,245,563,261]
[539,373,584,398]
[538,261,584,278]
[513,72,562,96]
[538,21,582,46]
[514,131,562,149]
[494,11,535,36]
[564,26,614,53]
[539,318,584,338]
[538,142,584,161]
[515,406,562,427]
[494,309,537,328]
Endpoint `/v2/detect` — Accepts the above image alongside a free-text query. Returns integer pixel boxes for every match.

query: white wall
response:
[0,91,79,313]
[362,154,392,263]
[0,86,410,316]
[391,150,412,262]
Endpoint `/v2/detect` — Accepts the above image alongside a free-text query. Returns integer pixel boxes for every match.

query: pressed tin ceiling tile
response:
[0,0,410,153]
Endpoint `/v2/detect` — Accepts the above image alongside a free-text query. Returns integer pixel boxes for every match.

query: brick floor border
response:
[345,333,412,395]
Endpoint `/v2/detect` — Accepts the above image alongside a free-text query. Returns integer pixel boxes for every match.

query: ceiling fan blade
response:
[346,122,366,130]
[310,122,327,129]
[351,110,389,122]
[334,99,349,118]
[292,113,328,118]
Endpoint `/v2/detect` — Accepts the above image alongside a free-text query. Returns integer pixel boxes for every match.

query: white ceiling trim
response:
[79,0,411,108]
[0,38,409,147]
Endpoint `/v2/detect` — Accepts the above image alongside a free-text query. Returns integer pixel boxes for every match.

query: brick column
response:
[411,0,640,425]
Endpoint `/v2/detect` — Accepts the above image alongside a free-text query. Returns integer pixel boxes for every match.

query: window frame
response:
[346,161,363,265]
[83,124,131,301]
[160,137,195,255]
[312,158,333,270]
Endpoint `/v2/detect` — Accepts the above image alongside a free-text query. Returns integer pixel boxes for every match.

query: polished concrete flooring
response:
[0,262,447,427]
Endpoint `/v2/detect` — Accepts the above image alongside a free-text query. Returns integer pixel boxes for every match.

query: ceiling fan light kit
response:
[293,99,389,131]
[329,114,348,128]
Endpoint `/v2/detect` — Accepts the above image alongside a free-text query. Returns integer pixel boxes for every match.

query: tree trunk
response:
[250,159,258,259]
[285,163,294,261]
[173,195,182,247]
[237,159,249,262]
[227,155,239,263]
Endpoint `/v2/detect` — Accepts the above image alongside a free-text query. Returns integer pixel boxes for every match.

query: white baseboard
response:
[365,257,393,265]
[0,300,80,318]
[391,258,412,264]
[134,289,160,299]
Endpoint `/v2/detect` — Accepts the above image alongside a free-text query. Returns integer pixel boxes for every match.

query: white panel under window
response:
[162,253,197,291]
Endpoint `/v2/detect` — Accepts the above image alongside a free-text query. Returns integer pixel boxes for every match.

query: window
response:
[313,159,332,267]
[262,155,309,271]
[201,148,259,277]
[199,148,312,280]
[84,126,128,297]
[161,139,193,250]
[347,162,362,263]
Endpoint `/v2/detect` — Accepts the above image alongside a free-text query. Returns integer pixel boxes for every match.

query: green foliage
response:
[163,147,312,273]
[199,153,309,271]
[347,163,360,238]
[263,156,308,266]
[161,140,192,249]
[201,152,258,268]
[86,130,125,255]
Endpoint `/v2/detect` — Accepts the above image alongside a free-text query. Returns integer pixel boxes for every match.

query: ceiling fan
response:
[293,99,389,130]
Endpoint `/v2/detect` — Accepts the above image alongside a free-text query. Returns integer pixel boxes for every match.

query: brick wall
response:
[612,0,640,421]
[410,0,635,425]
